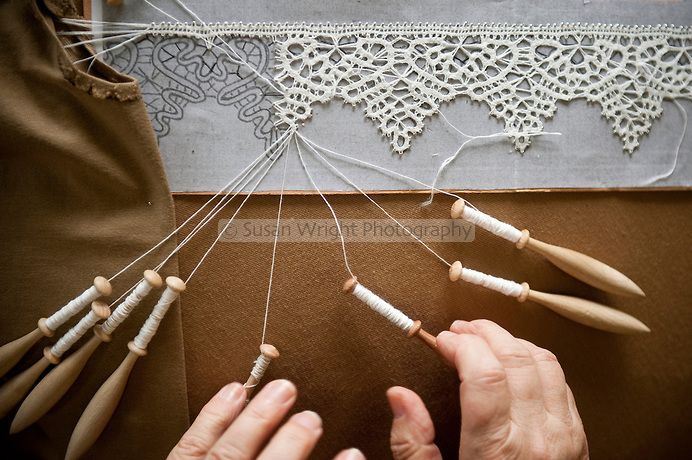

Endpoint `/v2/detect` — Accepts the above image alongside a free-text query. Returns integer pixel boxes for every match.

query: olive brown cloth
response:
[1,1,692,459]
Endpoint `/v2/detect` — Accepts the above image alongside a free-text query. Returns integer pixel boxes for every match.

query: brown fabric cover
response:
[1,1,691,459]
[174,192,692,459]
[0,1,188,458]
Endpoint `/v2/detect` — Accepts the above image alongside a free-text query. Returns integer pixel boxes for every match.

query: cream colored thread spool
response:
[101,270,163,336]
[448,261,650,334]
[65,277,185,460]
[244,344,280,398]
[450,199,645,298]
[343,277,438,351]
[9,271,162,434]
[0,276,111,379]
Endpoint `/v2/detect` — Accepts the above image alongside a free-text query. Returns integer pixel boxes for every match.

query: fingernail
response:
[451,320,466,329]
[292,410,322,430]
[343,448,365,460]
[259,379,295,404]
[218,382,244,402]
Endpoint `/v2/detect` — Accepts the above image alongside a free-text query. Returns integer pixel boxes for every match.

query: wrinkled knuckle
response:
[470,318,496,330]
[173,434,208,457]
[496,347,533,368]
[245,405,274,427]
[199,404,231,427]
[207,443,249,460]
[473,366,508,387]
[390,438,427,460]
[285,423,317,444]
[533,349,558,364]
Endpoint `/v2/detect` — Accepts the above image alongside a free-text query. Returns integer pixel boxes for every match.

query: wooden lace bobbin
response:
[0,347,60,419]
[0,276,111,379]
[10,270,162,432]
[343,277,438,351]
[450,199,644,298]
[0,299,111,420]
[65,276,185,460]
[10,301,114,433]
[244,344,280,398]
[448,261,650,334]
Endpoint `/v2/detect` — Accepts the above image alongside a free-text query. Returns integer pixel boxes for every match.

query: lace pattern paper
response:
[138,22,692,154]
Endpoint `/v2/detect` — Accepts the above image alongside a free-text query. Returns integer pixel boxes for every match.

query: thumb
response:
[387,387,443,460]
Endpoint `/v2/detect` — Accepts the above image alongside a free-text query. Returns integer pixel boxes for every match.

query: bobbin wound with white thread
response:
[450,199,523,243]
[451,198,645,297]
[101,270,163,336]
[244,344,280,398]
[0,276,112,379]
[132,276,185,352]
[343,277,437,350]
[44,276,112,332]
[448,261,525,298]
[50,301,111,359]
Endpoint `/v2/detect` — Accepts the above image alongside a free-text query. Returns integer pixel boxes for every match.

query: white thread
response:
[249,354,271,381]
[645,100,688,184]
[298,134,465,202]
[107,130,290,284]
[295,136,355,277]
[156,132,291,273]
[425,114,561,205]
[133,287,180,350]
[185,136,291,283]
[45,285,100,331]
[261,149,289,345]
[300,134,452,268]
[461,206,523,243]
[460,267,523,298]
[101,278,155,336]
[351,283,414,332]
[50,311,100,358]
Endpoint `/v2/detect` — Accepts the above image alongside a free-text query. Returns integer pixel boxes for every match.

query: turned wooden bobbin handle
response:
[451,198,644,298]
[407,320,438,350]
[517,284,650,335]
[244,344,280,398]
[516,230,645,298]
[65,343,145,460]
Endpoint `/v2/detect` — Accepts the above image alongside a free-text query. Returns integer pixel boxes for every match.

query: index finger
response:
[437,331,511,432]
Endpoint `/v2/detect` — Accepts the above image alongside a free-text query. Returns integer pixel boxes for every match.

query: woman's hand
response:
[387,319,589,460]
[168,379,364,460]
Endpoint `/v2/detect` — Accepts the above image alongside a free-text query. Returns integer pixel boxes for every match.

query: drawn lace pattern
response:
[103,22,692,154]
[105,35,281,147]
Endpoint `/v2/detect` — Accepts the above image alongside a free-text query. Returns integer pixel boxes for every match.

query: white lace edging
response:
[66,20,692,154]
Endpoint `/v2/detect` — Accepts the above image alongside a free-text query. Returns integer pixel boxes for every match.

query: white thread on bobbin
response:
[101,271,162,336]
[249,354,271,381]
[45,277,112,331]
[244,344,280,394]
[348,280,414,332]
[133,277,185,351]
[50,302,111,358]
[449,261,524,298]
[451,199,522,243]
